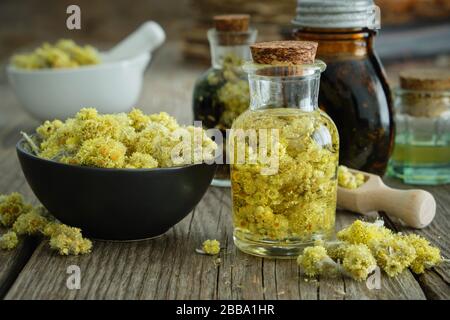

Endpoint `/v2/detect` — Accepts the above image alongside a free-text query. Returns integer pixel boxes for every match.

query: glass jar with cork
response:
[389,69,450,185]
[192,14,257,187]
[229,41,339,258]
[292,0,394,176]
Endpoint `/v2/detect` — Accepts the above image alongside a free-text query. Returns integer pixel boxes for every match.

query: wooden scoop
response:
[337,169,436,229]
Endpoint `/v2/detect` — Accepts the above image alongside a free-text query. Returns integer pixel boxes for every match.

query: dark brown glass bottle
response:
[292,0,394,176]
[293,28,394,176]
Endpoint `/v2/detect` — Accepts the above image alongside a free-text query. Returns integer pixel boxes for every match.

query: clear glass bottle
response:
[389,69,450,185]
[193,15,257,187]
[292,0,394,176]
[230,45,339,258]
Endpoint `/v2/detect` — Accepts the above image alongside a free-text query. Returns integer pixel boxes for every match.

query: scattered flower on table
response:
[0,192,91,256]
[201,239,221,255]
[0,231,19,250]
[298,219,444,281]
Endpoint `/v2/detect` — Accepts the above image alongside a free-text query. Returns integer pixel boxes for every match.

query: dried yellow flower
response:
[304,242,376,281]
[369,236,416,277]
[300,220,443,281]
[338,165,365,189]
[404,234,442,274]
[0,193,33,227]
[45,222,92,256]
[336,220,442,277]
[125,152,158,169]
[36,120,64,139]
[217,79,249,128]
[0,231,19,250]
[13,208,49,235]
[341,244,377,281]
[128,108,151,132]
[337,220,392,246]
[74,137,127,168]
[297,246,339,277]
[33,108,217,169]
[202,239,221,255]
[0,193,92,255]
[0,192,92,256]
[11,39,100,70]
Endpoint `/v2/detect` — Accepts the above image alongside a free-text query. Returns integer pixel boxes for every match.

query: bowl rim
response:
[7,52,151,76]
[16,136,218,173]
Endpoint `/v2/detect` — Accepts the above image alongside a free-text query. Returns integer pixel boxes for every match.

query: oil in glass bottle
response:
[230,41,339,258]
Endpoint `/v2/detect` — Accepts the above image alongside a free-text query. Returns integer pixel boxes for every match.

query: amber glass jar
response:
[193,15,257,187]
[292,0,394,176]
[230,41,339,258]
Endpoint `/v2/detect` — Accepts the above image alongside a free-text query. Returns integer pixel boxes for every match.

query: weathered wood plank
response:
[0,230,38,299]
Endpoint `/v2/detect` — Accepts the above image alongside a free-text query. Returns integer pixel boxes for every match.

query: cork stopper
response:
[214,14,250,32]
[250,41,318,66]
[400,69,450,91]
[399,69,450,117]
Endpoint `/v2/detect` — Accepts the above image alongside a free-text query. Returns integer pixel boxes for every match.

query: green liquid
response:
[389,133,450,185]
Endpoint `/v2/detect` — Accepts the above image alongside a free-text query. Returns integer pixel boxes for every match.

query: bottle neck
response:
[248,70,321,112]
[293,28,376,57]
[208,29,257,69]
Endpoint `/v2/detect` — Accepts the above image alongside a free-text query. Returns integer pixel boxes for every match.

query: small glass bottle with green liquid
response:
[389,69,450,185]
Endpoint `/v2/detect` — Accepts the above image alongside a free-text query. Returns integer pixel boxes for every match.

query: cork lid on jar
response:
[249,41,320,77]
[399,68,450,117]
[250,41,318,65]
[214,14,250,32]
[212,14,252,46]
[400,69,450,91]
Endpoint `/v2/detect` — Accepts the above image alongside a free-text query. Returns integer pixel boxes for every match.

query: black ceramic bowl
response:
[16,138,217,241]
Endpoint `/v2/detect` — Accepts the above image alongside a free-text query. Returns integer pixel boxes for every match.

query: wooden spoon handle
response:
[365,187,436,229]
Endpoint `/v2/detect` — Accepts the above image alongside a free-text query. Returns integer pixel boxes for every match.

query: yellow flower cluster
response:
[13,207,48,235]
[369,236,416,277]
[202,239,221,255]
[297,246,339,277]
[231,108,339,242]
[403,234,442,274]
[217,80,250,128]
[298,243,376,281]
[32,108,217,169]
[0,193,33,227]
[44,223,92,256]
[0,192,91,255]
[341,244,377,281]
[337,220,391,246]
[11,39,100,70]
[336,220,441,277]
[0,231,19,250]
[337,165,365,189]
[298,219,443,281]
[205,53,250,130]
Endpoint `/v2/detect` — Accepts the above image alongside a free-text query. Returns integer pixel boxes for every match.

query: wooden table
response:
[0,42,449,300]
